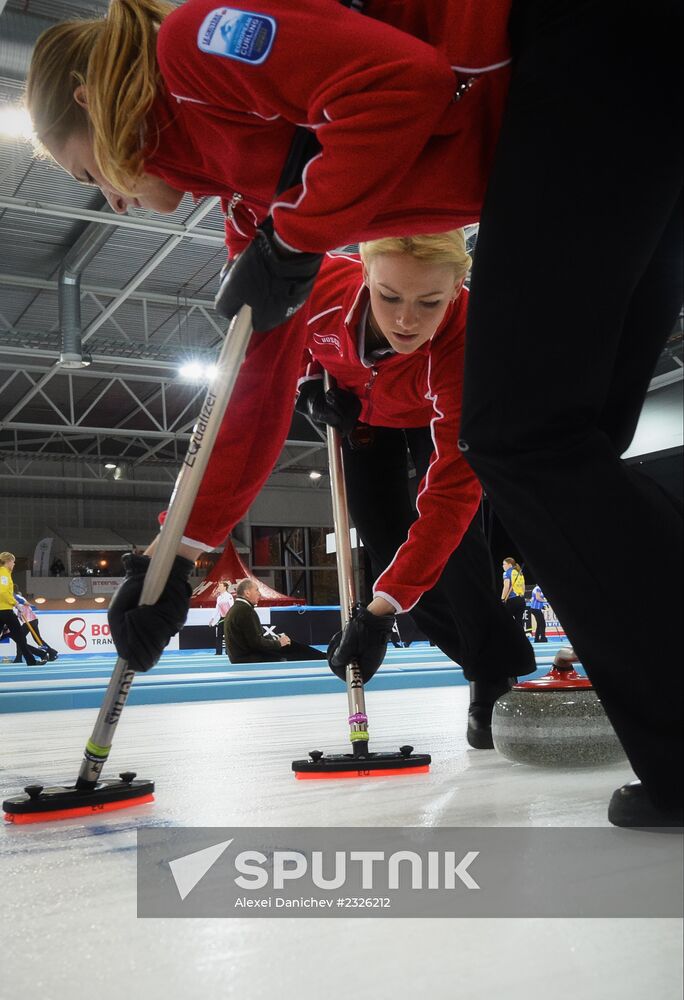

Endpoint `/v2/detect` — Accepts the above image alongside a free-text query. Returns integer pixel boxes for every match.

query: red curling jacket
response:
[297,254,481,611]
[145,0,511,256]
[181,254,481,613]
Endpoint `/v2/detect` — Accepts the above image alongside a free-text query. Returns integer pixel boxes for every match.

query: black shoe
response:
[608,782,683,829]
[47,651,58,661]
[467,677,515,750]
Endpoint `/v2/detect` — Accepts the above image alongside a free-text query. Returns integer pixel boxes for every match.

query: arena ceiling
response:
[0,0,681,497]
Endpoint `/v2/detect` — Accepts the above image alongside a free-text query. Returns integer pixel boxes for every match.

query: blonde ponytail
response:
[26,0,173,193]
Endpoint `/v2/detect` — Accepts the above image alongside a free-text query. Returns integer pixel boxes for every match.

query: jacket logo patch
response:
[312,332,342,354]
[197,8,276,64]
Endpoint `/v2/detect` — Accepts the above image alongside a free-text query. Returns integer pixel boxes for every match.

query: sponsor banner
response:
[138,827,683,919]
[29,612,180,656]
[543,605,565,637]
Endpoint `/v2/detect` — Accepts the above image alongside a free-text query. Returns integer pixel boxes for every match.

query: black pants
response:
[0,610,37,665]
[229,639,327,664]
[342,427,535,681]
[530,609,547,642]
[13,624,46,663]
[215,620,225,654]
[505,595,526,634]
[461,0,683,805]
[230,652,286,664]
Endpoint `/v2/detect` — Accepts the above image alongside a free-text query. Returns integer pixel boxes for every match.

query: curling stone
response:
[491,647,627,767]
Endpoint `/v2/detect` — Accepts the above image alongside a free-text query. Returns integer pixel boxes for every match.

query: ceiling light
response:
[0,106,34,140]
[94,597,106,604]
[309,470,322,480]
[34,597,46,605]
[64,597,76,604]
[179,362,204,380]
[104,462,116,470]
[179,361,218,382]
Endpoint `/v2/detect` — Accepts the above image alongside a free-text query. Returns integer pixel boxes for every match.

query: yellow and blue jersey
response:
[504,566,525,598]
[0,567,16,611]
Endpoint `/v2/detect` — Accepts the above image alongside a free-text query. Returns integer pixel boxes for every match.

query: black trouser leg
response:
[230,652,286,664]
[532,610,546,642]
[0,611,37,665]
[504,596,526,634]
[281,640,327,661]
[407,428,535,678]
[461,0,683,805]
[215,621,224,654]
[16,624,45,661]
[342,428,535,681]
[29,619,53,655]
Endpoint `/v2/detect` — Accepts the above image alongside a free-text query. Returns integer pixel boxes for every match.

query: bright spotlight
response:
[104,462,116,470]
[0,106,34,140]
[179,361,219,382]
[179,362,204,380]
[309,470,322,480]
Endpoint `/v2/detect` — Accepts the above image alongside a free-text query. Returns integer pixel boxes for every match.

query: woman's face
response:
[364,253,463,355]
[46,91,183,215]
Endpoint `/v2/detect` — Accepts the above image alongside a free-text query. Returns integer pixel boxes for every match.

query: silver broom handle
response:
[77,306,254,786]
[323,373,369,752]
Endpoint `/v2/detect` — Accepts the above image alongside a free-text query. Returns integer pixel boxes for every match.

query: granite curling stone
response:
[491,647,627,767]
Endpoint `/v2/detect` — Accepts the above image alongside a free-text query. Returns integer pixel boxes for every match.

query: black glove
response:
[108,553,194,671]
[215,217,323,333]
[327,603,396,684]
[295,379,362,436]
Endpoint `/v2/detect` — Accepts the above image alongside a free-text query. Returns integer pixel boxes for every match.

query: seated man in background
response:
[225,579,325,665]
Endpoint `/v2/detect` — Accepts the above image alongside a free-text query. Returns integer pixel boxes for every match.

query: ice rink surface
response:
[2,676,682,1000]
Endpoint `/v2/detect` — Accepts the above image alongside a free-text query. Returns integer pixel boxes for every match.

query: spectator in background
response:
[225,579,325,665]
[501,557,526,634]
[209,581,234,655]
[50,557,66,577]
[528,584,548,643]
[0,552,42,666]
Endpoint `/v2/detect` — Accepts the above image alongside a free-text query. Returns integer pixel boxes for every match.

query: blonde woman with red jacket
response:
[295,233,536,745]
[121,230,535,746]
[26,0,511,263]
